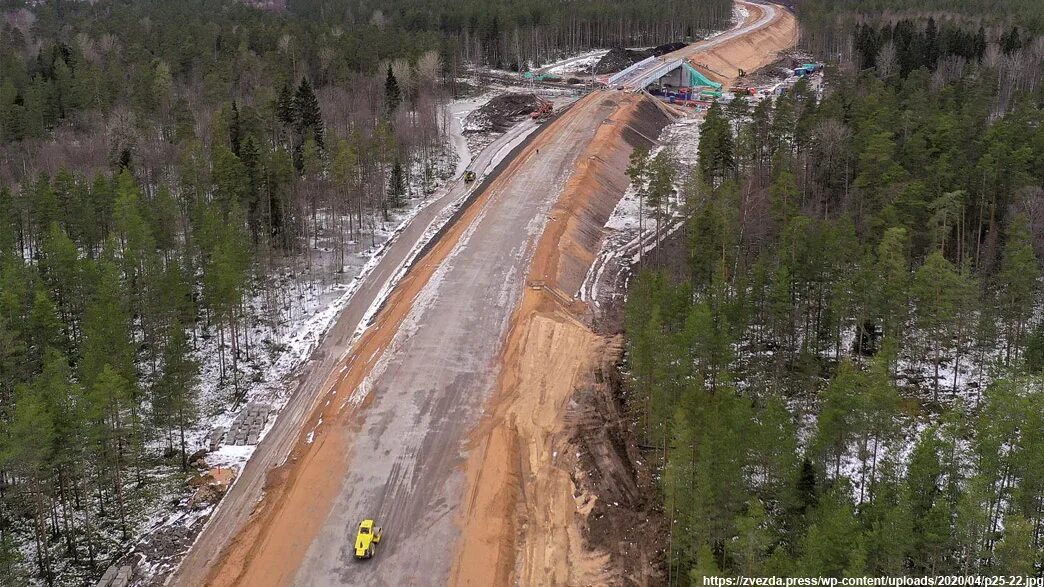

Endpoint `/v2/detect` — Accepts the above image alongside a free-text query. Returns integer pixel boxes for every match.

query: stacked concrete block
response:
[95,565,132,587]
[224,403,271,446]
[208,427,227,452]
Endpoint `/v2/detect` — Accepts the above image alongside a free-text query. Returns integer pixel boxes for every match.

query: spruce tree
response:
[384,64,402,114]
[229,100,242,156]
[294,78,324,149]
[277,81,296,129]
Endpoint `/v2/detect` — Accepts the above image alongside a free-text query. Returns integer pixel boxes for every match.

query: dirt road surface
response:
[293,93,625,587]
[181,92,626,587]
[169,111,543,587]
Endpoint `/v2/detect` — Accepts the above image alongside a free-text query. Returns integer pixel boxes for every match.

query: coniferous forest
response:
[622,7,1044,585]
[0,0,1042,583]
[0,0,741,583]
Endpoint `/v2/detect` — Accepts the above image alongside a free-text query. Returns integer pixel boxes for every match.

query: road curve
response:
[169,110,540,587]
[614,0,778,90]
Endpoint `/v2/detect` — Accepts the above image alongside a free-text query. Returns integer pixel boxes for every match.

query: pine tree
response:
[872,227,910,352]
[996,215,1038,365]
[211,145,248,215]
[698,102,735,185]
[647,150,675,247]
[912,251,962,400]
[3,382,57,582]
[626,147,650,255]
[797,487,864,577]
[154,320,199,470]
[85,364,133,542]
[80,256,135,390]
[733,499,771,575]
[992,515,1035,574]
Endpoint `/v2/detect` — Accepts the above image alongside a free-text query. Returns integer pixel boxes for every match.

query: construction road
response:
[290,93,624,587]
[614,0,783,90]
[170,108,542,587]
[171,2,797,585]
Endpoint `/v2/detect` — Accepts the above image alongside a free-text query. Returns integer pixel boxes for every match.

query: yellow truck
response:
[354,519,383,559]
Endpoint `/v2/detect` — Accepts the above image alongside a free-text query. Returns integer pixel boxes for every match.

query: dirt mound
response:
[592,47,650,75]
[463,93,540,133]
[651,42,688,56]
[687,3,799,85]
[187,467,236,509]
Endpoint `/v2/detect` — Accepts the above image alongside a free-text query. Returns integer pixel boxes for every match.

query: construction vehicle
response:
[354,519,383,559]
[463,170,476,183]
[530,97,553,122]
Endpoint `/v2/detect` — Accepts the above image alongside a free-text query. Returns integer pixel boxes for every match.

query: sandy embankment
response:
[196,93,615,587]
[449,95,672,586]
[694,2,800,85]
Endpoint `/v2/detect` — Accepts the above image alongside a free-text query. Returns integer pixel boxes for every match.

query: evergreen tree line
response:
[852,19,989,74]
[798,0,1043,69]
[287,0,733,70]
[0,66,444,583]
[0,0,448,147]
[620,35,1044,585]
[1,0,732,149]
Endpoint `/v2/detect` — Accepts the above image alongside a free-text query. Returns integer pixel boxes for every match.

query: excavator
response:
[530,97,553,122]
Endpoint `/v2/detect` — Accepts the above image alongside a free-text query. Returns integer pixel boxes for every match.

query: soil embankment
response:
[450,95,672,586]
[450,4,800,582]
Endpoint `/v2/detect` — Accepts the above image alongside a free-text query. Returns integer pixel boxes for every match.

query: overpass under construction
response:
[607,55,724,106]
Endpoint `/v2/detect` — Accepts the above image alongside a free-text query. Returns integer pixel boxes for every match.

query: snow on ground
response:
[580,108,703,306]
[538,49,610,76]
[734,3,748,26]
[117,94,499,584]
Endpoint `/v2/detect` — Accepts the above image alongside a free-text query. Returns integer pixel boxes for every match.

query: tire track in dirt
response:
[191,92,627,587]
[449,95,673,587]
[449,4,798,584]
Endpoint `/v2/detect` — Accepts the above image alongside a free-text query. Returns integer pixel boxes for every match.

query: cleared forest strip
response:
[687,2,799,84]
[186,92,616,586]
[450,4,801,582]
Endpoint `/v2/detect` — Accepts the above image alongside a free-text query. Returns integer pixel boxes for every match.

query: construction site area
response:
[164,2,799,586]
